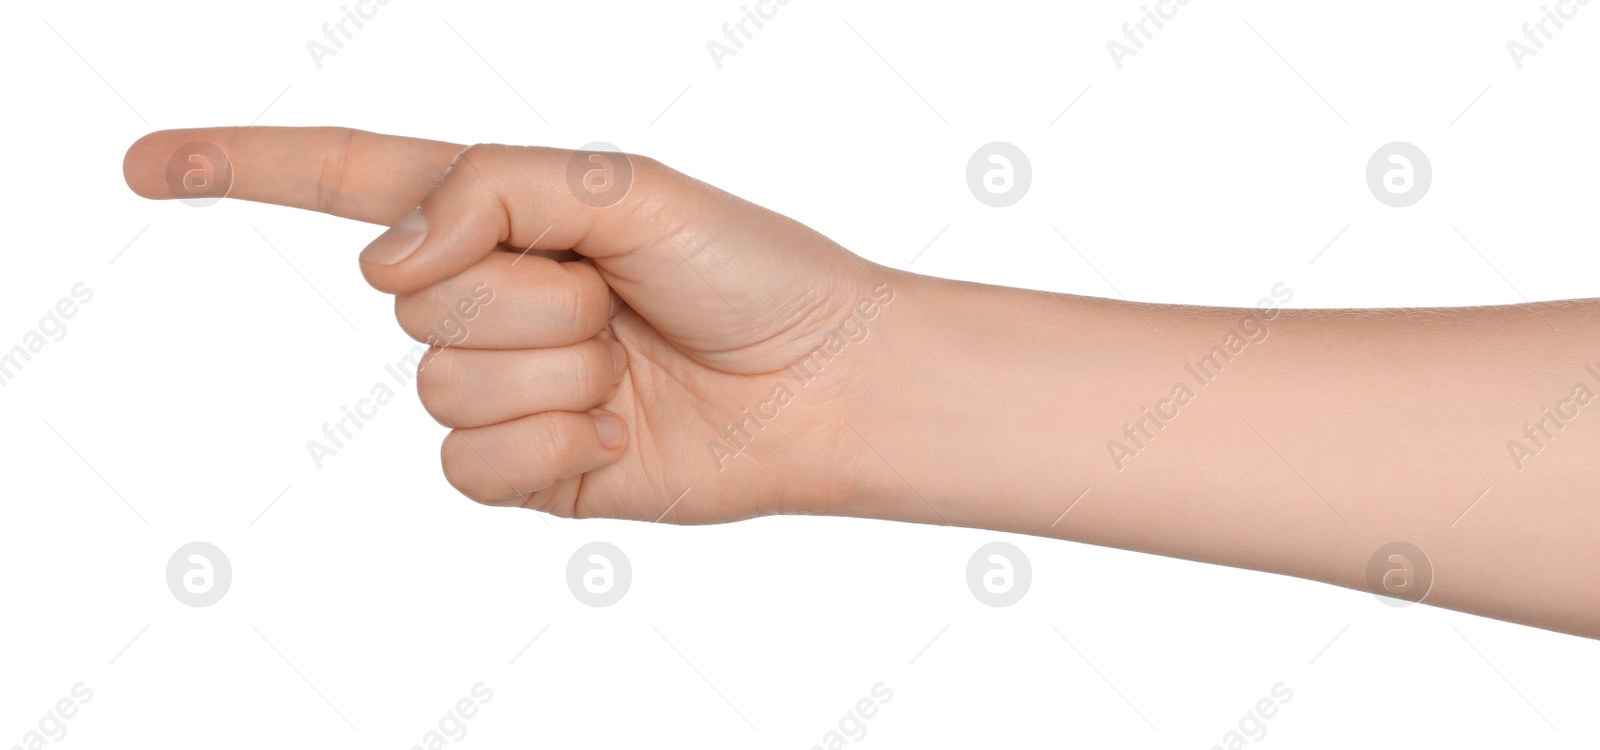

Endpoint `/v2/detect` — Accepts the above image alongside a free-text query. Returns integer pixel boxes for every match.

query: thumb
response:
[357,142,663,294]
[371,143,865,371]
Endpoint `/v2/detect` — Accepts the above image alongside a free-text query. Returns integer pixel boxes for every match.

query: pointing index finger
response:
[122,126,465,225]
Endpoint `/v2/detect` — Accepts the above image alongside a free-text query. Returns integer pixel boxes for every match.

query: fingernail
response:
[593,412,626,449]
[360,208,427,265]
[607,340,627,383]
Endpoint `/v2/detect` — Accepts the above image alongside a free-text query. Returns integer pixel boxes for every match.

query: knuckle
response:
[414,350,460,426]
[314,128,355,214]
[629,152,665,177]
[439,433,481,501]
[560,286,592,343]
[393,294,432,343]
[449,142,486,167]
[395,286,476,347]
[531,417,576,466]
[568,265,611,336]
[450,143,509,179]
[545,283,603,345]
[629,153,679,195]
[579,342,614,402]
[419,396,454,429]
[440,431,503,505]
[413,344,452,391]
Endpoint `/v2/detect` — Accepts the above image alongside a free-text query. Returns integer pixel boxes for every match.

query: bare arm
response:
[846,277,1600,637]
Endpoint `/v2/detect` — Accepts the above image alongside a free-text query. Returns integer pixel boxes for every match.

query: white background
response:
[3,0,1599,747]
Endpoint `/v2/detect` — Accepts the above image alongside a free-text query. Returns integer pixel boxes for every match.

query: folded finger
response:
[394,253,613,349]
[418,338,626,429]
[441,409,628,505]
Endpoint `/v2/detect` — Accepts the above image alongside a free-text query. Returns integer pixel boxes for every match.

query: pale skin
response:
[124,127,1600,639]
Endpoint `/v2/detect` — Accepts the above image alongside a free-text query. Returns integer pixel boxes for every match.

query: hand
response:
[124,127,903,522]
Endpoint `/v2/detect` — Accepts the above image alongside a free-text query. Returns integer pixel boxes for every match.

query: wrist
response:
[828,271,1158,536]
[828,270,1063,529]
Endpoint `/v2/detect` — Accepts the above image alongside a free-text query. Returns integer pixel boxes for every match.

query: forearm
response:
[847,270,1600,638]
